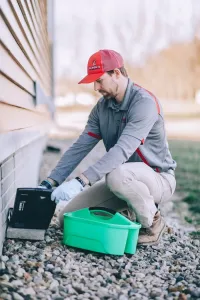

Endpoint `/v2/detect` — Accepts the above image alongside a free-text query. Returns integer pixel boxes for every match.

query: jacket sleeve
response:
[48,105,101,184]
[83,96,158,185]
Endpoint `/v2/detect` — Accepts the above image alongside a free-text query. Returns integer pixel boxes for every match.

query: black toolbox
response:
[8,188,56,230]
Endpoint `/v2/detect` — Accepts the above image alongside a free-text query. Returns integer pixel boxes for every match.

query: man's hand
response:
[51,178,84,203]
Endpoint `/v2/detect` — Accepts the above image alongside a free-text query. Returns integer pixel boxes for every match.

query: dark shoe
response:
[138,211,166,246]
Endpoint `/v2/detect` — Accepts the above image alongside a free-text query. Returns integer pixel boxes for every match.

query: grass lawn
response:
[169,140,200,233]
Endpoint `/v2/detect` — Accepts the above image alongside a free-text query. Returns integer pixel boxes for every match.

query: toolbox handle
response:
[89,207,116,218]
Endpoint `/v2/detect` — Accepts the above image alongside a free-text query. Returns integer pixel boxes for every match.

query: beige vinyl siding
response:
[1,44,35,96]
[0,102,51,132]
[1,75,34,110]
[0,15,37,82]
[0,0,53,132]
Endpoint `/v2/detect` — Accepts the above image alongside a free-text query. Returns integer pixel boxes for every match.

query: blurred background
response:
[0,0,199,252]
[53,0,200,140]
[51,0,200,232]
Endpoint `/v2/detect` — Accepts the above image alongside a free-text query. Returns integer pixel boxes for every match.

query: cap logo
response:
[89,59,101,70]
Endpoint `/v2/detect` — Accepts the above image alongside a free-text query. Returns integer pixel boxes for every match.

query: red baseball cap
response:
[78,49,124,84]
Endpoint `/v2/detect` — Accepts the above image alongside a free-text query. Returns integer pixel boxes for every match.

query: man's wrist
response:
[78,174,90,186]
[47,178,59,187]
[40,180,52,189]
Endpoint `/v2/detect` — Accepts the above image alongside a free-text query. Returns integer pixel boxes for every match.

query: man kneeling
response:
[40,50,176,246]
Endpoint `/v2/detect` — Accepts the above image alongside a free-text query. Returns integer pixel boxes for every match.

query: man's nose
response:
[94,81,100,91]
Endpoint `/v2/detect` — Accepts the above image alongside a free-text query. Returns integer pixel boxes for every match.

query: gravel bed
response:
[0,139,199,300]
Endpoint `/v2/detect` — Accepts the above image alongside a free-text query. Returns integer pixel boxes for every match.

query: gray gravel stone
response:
[193,239,200,247]
[12,292,24,300]
[1,255,9,262]
[16,268,25,278]
[0,294,12,300]
[0,274,9,281]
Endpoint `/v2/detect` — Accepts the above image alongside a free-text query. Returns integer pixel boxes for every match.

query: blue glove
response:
[51,178,84,203]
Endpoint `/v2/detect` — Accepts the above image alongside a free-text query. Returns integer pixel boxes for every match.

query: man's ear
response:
[114,68,121,78]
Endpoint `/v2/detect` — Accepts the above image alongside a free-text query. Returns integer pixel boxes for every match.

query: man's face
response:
[94,72,119,99]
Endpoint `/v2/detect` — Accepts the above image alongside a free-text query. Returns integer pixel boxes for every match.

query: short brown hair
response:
[107,66,128,78]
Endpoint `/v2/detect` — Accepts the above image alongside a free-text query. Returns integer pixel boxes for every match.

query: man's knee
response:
[106,165,122,191]
[106,164,136,194]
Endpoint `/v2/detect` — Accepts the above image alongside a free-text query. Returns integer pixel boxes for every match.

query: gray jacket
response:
[49,79,176,185]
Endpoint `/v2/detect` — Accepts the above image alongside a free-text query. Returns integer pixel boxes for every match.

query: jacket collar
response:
[108,78,133,111]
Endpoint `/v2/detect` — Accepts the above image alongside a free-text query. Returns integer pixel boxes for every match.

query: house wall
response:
[0,0,54,253]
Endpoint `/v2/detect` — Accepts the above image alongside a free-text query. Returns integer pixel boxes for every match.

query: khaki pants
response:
[58,162,176,228]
